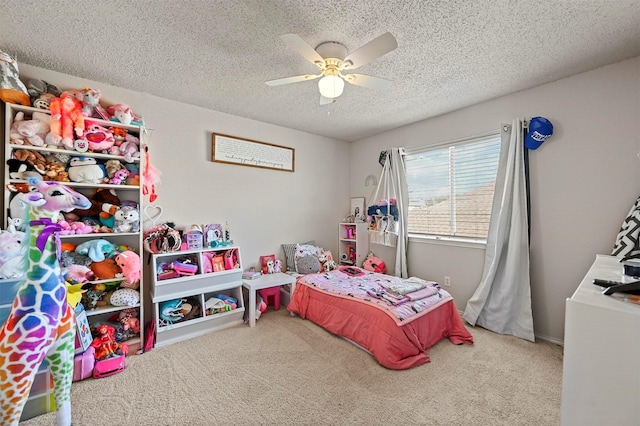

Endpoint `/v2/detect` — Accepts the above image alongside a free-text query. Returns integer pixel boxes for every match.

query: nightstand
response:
[242,272,296,327]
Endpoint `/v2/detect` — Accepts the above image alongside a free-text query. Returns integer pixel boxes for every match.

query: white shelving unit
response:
[2,101,146,355]
[561,254,640,426]
[148,246,245,348]
[338,222,368,267]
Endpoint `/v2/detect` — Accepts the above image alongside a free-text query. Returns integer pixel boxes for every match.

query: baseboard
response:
[534,334,564,347]
[458,310,565,346]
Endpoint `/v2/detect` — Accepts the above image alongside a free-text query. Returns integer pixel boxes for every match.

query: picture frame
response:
[350,197,365,220]
[212,133,295,172]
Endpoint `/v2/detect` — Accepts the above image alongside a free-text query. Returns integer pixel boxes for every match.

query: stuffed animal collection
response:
[6,144,139,186]
[6,107,142,187]
[60,239,141,314]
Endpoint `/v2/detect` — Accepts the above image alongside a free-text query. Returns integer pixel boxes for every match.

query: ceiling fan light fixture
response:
[318,74,344,99]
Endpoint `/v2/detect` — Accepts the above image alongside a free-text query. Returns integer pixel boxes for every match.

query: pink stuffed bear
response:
[115,250,141,288]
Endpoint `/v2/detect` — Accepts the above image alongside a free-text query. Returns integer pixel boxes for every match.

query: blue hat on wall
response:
[525,117,554,150]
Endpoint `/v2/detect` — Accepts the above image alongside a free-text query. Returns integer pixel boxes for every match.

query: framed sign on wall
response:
[212,133,295,172]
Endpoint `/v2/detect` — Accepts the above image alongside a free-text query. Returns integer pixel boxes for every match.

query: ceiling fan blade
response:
[319,95,335,106]
[343,32,397,70]
[265,74,321,86]
[343,73,393,90]
[280,33,325,65]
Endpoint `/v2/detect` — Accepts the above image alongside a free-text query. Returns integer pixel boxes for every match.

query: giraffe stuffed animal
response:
[0,179,90,426]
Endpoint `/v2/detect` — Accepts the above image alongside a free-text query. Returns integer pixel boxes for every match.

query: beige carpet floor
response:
[21,308,563,426]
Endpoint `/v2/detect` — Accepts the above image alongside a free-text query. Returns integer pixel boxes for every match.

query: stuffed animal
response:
[118,309,140,334]
[6,217,23,233]
[65,282,90,309]
[67,156,106,184]
[61,251,92,268]
[73,188,121,219]
[111,128,140,162]
[110,288,140,307]
[13,149,46,175]
[58,219,95,235]
[6,158,44,180]
[0,230,26,279]
[46,94,85,149]
[78,87,101,117]
[26,79,62,108]
[108,169,128,185]
[43,162,70,182]
[82,122,115,153]
[113,205,140,233]
[295,254,321,274]
[363,253,386,274]
[9,112,50,146]
[104,159,126,179]
[64,264,95,284]
[318,250,338,272]
[76,239,116,262]
[125,163,140,186]
[0,50,29,105]
[90,258,120,280]
[266,258,275,274]
[6,183,36,224]
[106,104,143,126]
[114,250,140,288]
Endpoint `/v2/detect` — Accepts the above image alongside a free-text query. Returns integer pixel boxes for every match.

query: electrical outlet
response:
[444,276,451,287]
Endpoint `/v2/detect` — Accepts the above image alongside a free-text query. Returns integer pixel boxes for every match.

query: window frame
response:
[404,130,502,246]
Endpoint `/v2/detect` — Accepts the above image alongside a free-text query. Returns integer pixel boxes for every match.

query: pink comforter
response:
[288,268,474,370]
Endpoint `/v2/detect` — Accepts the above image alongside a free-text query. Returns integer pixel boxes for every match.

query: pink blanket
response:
[288,269,474,369]
[297,267,448,325]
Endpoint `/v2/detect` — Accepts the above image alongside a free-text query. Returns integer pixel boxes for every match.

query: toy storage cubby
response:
[148,246,245,348]
[338,222,369,267]
[2,101,146,356]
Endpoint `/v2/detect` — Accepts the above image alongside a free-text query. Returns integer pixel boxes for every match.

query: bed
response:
[287,266,474,370]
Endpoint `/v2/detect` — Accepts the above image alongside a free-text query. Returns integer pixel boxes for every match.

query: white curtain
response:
[463,120,534,342]
[389,148,409,278]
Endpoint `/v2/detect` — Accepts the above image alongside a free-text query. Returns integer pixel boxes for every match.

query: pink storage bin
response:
[73,346,95,382]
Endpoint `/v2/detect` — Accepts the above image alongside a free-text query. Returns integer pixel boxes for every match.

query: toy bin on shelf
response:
[147,246,245,348]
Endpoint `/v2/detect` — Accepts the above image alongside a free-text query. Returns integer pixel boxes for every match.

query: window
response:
[405,133,501,241]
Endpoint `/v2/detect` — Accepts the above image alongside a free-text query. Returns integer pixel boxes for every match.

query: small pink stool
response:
[258,286,281,311]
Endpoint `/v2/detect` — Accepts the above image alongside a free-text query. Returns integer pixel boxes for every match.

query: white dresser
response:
[561,254,640,426]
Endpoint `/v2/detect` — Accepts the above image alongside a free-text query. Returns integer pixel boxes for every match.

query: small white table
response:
[242,272,297,327]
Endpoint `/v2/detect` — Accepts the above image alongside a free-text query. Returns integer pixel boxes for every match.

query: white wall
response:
[350,57,640,343]
[18,65,351,270]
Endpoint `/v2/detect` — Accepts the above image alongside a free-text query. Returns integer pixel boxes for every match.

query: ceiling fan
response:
[265,32,398,105]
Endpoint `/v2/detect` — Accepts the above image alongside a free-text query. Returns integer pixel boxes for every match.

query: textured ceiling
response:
[1,0,639,142]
